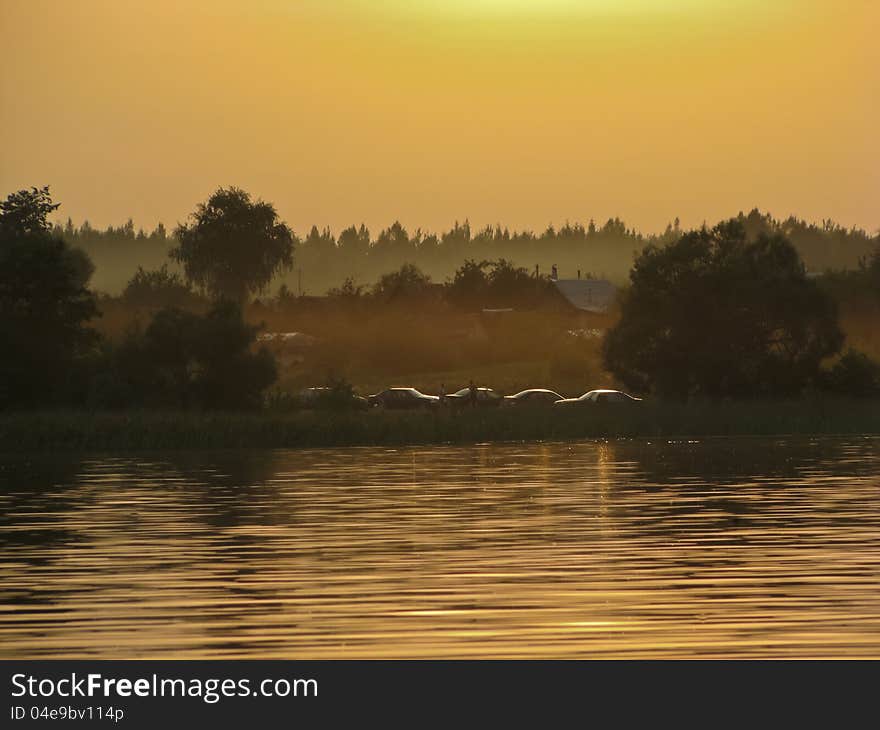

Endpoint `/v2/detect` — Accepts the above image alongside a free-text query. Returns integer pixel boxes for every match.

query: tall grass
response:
[2,399,879,452]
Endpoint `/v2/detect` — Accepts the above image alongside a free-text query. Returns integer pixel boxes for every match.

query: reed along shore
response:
[3,399,879,452]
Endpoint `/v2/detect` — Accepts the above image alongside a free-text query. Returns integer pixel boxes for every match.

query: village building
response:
[550,278,617,314]
[541,274,619,337]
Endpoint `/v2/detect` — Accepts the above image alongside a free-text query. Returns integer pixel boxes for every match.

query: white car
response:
[554,389,642,406]
[503,389,564,406]
[368,388,440,409]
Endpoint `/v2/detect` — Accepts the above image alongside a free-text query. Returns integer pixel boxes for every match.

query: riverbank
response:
[2,399,879,451]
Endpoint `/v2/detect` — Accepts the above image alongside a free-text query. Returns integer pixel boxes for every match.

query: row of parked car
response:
[295,386,642,410]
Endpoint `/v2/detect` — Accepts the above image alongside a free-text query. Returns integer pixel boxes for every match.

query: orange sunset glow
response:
[4,0,880,687]
[1,0,877,234]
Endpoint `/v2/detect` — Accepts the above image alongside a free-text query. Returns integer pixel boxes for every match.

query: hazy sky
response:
[1,0,877,235]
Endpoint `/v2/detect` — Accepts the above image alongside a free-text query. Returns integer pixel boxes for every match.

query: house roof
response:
[257,332,317,348]
[552,279,617,313]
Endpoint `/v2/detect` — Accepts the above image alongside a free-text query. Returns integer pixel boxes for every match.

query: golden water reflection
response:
[1,437,879,658]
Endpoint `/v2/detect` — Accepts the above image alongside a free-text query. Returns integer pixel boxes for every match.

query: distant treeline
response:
[55,218,174,293]
[57,210,879,296]
[6,184,880,413]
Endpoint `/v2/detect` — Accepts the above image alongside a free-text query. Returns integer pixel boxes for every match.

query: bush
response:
[821,349,880,397]
[446,258,548,311]
[372,263,433,303]
[318,375,365,411]
[95,302,277,409]
[122,264,201,309]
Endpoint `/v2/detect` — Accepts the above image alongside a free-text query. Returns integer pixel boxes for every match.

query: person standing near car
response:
[439,383,446,406]
[468,380,478,407]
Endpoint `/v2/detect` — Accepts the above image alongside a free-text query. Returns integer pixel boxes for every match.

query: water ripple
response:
[1,437,879,658]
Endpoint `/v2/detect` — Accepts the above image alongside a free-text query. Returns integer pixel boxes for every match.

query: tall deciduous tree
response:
[0,187,98,406]
[172,187,294,304]
[603,220,844,398]
[0,186,59,237]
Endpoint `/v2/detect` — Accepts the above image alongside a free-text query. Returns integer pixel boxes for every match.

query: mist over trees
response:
[56,209,879,298]
[4,182,879,413]
[56,217,172,294]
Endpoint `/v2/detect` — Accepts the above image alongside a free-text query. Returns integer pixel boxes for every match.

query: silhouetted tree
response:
[172,187,294,304]
[106,301,277,409]
[820,349,880,397]
[327,277,365,300]
[487,258,543,308]
[372,263,432,303]
[0,187,99,407]
[122,264,200,309]
[446,259,490,310]
[373,221,411,256]
[0,186,59,236]
[603,220,844,398]
[446,258,545,310]
[337,224,370,257]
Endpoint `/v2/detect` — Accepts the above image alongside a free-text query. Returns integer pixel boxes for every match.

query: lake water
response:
[1,437,879,658]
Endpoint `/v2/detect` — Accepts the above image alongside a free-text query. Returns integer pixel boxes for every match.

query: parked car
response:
[443,386,504,407]
[368,388,440,409]
[296,387,369,410]
[554,389,643,406]
[503,389,565,406]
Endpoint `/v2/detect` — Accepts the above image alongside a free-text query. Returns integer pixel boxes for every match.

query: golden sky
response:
[1,0,877,235]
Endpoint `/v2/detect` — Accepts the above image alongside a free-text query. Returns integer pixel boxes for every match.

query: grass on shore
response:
[276,357,613,402]
[2,398,879,452]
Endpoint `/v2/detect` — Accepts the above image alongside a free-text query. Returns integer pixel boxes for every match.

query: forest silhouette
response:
[58,209,879,298]
[3,185,880,414]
